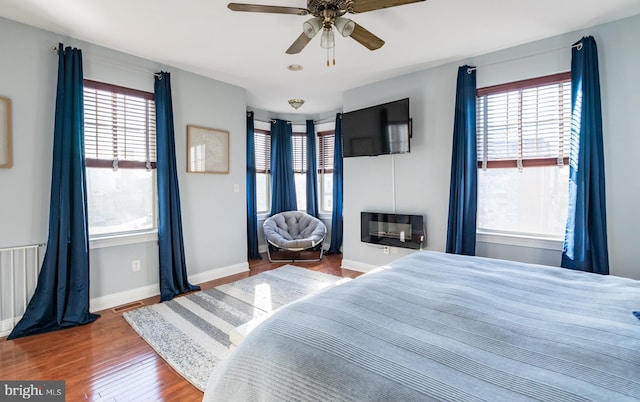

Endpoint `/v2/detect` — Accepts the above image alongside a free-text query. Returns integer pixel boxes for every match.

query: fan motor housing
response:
[307,0,351,16]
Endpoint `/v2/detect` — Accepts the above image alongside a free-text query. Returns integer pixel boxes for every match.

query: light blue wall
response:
[0,17,249,305]
[1,10,638,311]
[342,14,640,280]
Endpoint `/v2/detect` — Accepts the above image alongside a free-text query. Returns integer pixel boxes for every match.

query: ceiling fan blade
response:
[350,23,385,50]
[286,32,313,54]
[227,3,309,15]
[350,0,425,14]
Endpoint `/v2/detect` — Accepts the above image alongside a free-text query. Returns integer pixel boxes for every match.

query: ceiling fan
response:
[227,0,425,66]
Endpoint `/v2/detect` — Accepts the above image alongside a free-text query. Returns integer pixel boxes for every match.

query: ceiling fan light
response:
[320,29,335,49]
[334,17,355,37]
[303,17,322,39]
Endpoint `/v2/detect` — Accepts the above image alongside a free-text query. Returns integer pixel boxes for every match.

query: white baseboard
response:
[188,262,249,285]
[89,262,249,313]
[90,283,159,313]
[341,259,379,273]
[2,263,250,336]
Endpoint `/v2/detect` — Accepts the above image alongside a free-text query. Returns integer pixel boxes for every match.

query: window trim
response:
[85,79,154,100]
[317,129,335,213]
[317,130,335,174]
[479,157,569,169]
[475,72,571,242]
[476,230,563,251]
[254,128,271,214]
[90,229,158,250]
[254,128,271,174]
[83,80,158,239]
[253,124,336,215]
[476,72,571,97]
[290,126,308,212]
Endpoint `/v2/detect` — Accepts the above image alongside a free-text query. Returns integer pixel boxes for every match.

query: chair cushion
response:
[263,211,327,250]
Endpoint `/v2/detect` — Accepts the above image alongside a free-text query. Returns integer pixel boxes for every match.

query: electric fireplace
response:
[361,212,425,250]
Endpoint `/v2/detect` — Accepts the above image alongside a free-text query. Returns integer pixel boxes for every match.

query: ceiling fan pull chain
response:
[326,46,330,67]
[333,46,336,66]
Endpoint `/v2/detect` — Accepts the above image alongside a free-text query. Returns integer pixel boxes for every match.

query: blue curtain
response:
[155,71,200,301]
[562,36,610,274]
[326,113,343,254]
[8,44,99,340]
[270,119,297,214]
[446,65,478,256]
[246,112,262,259]
[306,119,319,218]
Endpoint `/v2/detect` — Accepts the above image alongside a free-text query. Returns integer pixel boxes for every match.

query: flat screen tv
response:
[341,98,410,157]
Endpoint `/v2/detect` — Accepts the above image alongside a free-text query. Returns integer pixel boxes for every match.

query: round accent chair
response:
[263,211,327,262]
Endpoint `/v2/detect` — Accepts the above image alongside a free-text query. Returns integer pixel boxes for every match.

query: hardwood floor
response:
[0,253,357,401]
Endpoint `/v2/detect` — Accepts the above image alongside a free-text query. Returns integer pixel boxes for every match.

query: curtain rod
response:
[252,116,336,125]
[52,45,163,77]
[52,43,338,116]
[466,42,583,73]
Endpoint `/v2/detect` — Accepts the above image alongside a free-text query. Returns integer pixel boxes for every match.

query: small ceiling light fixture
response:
[287,64,303,71]
[288,98,305,110]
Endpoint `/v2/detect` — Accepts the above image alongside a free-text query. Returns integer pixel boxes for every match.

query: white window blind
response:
[318,130,335,173]
[292,132,307,174]
[254,127,335,174]
[476,72,571,169]
[84,80,156,169]
[254,129,270,173]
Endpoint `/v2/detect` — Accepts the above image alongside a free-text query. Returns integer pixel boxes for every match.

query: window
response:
[317,130,335,213]
[291,129,307,209]
[254,125,308,213]
[476,72,571,238]
[254,128,270,213]
[253,123,335,215]
[83,80,157,237]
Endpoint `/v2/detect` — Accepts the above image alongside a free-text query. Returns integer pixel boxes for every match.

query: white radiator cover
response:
[0,243,44,337]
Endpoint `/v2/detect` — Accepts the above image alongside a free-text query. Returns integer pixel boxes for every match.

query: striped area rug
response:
[123,265,343,391]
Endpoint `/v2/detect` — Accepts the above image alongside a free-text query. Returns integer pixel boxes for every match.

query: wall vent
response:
[111,301,144,313]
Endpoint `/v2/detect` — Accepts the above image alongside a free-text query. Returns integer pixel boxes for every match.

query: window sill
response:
[90,230,158,250]
[476,231,563,251]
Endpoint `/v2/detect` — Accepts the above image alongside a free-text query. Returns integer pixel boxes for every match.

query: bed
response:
[203,251,640,401]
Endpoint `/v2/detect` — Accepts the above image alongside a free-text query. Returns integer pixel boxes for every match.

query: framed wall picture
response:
[0,96,12,168]
[186,125,229,174]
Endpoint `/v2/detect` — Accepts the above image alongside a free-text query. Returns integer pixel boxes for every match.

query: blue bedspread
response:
[203,251,640,401]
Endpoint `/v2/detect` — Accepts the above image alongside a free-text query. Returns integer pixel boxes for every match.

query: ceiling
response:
[1,0,640,115]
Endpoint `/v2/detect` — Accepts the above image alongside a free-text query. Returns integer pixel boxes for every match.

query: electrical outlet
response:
[383,246,390,255]
[132,259,141,272]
